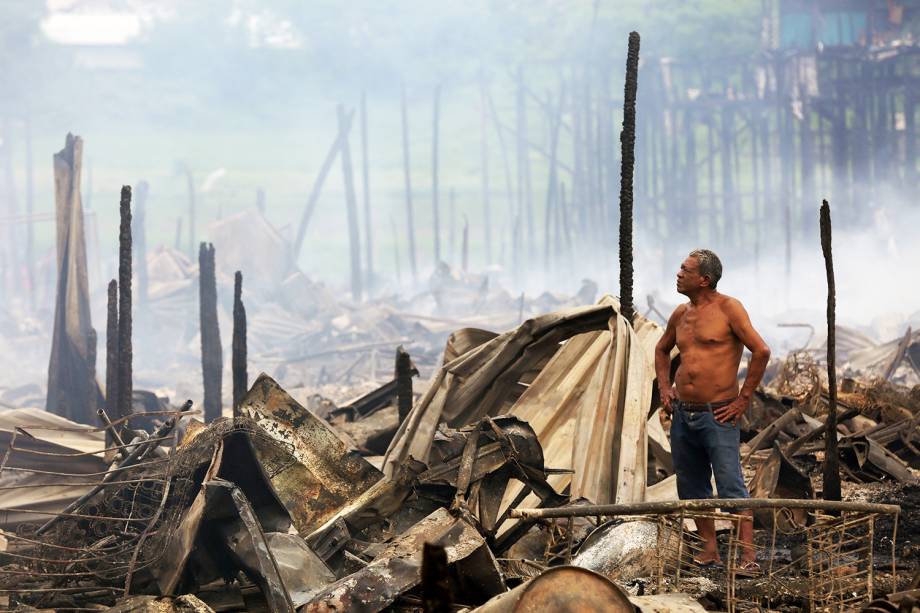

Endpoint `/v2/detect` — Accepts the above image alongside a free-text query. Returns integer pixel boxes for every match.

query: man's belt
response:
[675,398,735,413]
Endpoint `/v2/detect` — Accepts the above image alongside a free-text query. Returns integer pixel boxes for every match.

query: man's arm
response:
[713,298,771,423]
[654,305,684,413]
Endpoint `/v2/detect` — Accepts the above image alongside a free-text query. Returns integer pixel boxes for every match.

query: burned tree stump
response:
[199,242,222,422]
[821,200,841,502]
[117,186,133,423]
[232,271,248,416]
[618,32,640,325]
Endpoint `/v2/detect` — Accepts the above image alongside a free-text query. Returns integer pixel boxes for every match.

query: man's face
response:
[676,256,707,295]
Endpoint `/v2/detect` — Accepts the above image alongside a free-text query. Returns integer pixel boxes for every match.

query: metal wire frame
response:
[535,503,899,613]
[0,415,294,610]
[653,508,897,613]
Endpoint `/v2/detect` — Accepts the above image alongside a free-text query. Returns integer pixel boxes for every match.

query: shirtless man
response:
[654,249,771,570]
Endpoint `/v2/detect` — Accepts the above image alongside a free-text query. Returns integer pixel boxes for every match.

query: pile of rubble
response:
[1,298,917,612]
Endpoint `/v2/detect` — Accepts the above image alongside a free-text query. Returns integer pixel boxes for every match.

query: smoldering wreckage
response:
[4,115,920,613]
[5,262,920,613]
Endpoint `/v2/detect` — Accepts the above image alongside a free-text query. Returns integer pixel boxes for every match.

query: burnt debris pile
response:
[2,297,918,611]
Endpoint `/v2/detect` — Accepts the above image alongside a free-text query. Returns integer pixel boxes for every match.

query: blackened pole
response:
[199,242,222,421]
[618,32,640,325]
[820,200,841,501]
[117,186,133,423]
[395,345,414,423]
[232,270,248,416]
[105,279,118,440]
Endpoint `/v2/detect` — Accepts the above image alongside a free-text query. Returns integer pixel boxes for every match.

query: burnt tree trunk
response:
[199,242,222,422]
[338,103,363,302]
[117,186,133,423]
[401,84,419,282]
[232,271,247,416]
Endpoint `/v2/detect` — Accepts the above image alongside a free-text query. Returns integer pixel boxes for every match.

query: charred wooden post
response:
[401,84,419,282]
[24,118,35,310]
[105,280,119,440]
[199,242,222,422]
[232,271,248,416]
[46,134,100,424]
[479,67,493,264]
[431,84,442,265]
[294,108,354,260]
[338,103,363,302]
[133,180,149,307]
[421,542,452,613]
[820,200,841,502]
[462,215,469,273]
[360,91,374,291]
[395,345,414,423]
[174,217,183,251]
[117,186,134,423]
[617,32,640,325]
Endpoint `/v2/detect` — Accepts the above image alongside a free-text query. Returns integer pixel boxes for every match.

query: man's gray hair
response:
[689,249,722,289]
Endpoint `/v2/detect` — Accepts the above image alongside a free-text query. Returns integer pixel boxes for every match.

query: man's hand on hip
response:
[659,385,676,415]
[713,397,749,425]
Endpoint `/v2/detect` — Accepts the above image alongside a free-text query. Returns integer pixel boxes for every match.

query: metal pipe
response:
[509,498,900,519]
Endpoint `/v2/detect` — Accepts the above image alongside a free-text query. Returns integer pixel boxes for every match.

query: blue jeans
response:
[670,401,750,500]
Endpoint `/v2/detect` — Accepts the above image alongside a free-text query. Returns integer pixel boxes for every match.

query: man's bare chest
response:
[676,308,735,347]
